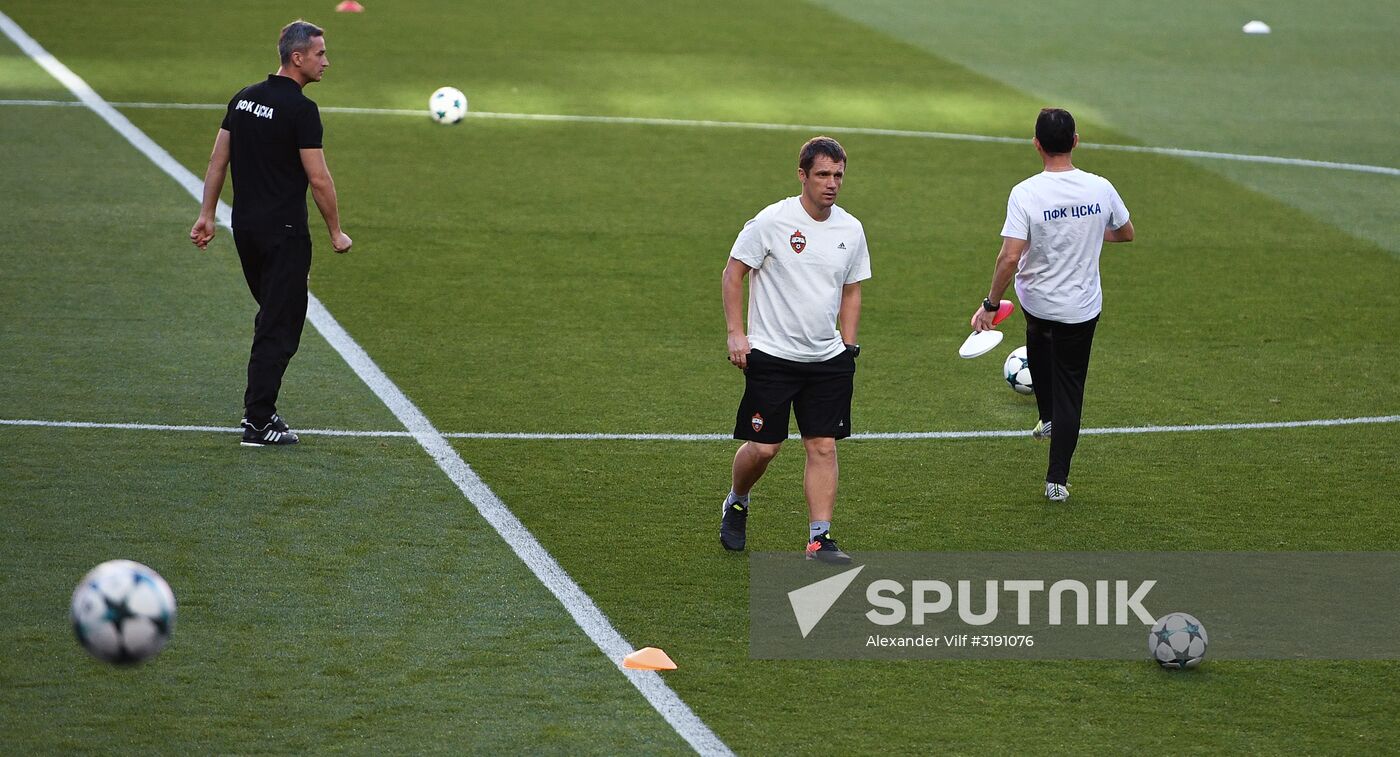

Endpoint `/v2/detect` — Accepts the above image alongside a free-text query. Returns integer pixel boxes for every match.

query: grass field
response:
[2,1,1397,753]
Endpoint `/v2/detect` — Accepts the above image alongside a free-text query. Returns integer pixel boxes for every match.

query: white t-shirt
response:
[1001,169,1130,324]
[729,196,872,362]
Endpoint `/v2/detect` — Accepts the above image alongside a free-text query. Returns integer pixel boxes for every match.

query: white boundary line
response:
[0,13,731,756]
[2,415,1398,441]
[2,97,1397,178]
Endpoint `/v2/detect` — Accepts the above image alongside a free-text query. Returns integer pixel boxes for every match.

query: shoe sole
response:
[240,440,299,447]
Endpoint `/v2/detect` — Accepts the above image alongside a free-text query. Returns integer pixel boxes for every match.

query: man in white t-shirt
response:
[971,108,1135,502]
[720,136,872,563]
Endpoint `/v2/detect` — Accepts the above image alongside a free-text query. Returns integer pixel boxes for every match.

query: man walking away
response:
[971,108,1134,501]
[190,19,353,446]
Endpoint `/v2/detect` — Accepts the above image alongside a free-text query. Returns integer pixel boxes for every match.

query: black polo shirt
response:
[221,75,323,234]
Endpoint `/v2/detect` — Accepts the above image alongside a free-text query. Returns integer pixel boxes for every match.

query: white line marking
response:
[2,97,1396,177]
[0,13,731,756]
[3,415,1397,441]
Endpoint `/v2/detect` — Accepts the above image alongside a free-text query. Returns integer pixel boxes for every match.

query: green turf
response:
[0,428,689,754]
[0,62,686,754]
[2,0,1398,753]
[461,429,1400,752]
[811,0,1400,256]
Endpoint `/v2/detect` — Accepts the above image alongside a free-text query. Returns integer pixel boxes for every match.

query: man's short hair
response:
[799,136,846,173]
[279,20,324,65]
[1035,108,1076,155]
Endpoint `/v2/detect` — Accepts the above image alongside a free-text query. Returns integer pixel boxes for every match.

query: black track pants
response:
[234,230,311,426]
[1024,311,1099,486]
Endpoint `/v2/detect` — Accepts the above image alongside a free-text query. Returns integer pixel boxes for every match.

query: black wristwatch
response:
[844,343,861,358]
[982,297,999,312]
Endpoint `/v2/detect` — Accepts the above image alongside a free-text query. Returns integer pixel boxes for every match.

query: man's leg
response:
[234,231,269,423]
[722,444,784,552]
[733,441,782,497]
[723,350,797,550]
[792,351,854,563]
[802,436,837,524]
[1045,316,1099,487]
[1024,312,1055,431]
[243,233,312,425]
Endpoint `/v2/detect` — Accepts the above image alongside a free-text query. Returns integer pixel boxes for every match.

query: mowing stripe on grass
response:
[3,414,1397,441]
[2,97,1397,177]
[0,12,731,756]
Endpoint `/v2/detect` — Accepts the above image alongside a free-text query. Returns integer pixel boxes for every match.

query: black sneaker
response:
[241,417,299,447]
[719,501,748,551]
[241,414,291,432]
[805,533,852,564]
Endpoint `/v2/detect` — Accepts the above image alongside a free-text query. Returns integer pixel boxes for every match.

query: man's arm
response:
[838,281,862,347]
[189,129,230,250]
[722,257,753,370]
[1105,219,1135,243]
[970,236,1028,331]
[300,148,352,253]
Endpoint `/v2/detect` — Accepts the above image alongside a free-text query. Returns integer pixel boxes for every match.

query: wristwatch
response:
[982,297,999,312]
[844,343,861,358]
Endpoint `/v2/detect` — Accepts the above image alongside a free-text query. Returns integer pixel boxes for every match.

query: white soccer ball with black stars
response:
[429,86,468,125]
[1003,345,1033,395]
[71,559,176,664]
[1148,611,1208,669]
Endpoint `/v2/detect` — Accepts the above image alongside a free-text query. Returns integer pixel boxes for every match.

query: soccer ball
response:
[1003,346,1033,395]
[71,559,176,664]
[429,86,468,125]
[1148,612,1208,669]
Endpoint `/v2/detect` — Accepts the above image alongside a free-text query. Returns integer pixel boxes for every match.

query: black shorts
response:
[734,348,856,443]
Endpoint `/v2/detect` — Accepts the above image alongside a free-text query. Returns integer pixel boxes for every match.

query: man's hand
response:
[728,333,752,370]
[970,305,998,332]
[190,216,217,250]
[331,231,352,254]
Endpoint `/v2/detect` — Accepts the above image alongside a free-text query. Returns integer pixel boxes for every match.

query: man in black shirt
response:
[190,19,352,446]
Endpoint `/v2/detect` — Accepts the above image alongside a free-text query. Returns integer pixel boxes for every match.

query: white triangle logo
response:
[787,565,865,638]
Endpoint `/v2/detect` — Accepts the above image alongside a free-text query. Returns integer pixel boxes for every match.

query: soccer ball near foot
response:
[71,559,176,664]
[1148,612,1208,669]
[1003,346,1033,395]
[429,86,468,125]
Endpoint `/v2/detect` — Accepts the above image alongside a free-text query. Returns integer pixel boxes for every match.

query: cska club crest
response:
[751,413,764,432]
[789,230,806,254]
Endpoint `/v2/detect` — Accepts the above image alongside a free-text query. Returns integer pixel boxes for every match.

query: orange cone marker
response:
[622,647,677,671]
[335,1,365,12]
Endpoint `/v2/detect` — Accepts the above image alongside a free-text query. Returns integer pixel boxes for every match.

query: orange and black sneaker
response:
[719,500,748,551]
[805,533,851,564]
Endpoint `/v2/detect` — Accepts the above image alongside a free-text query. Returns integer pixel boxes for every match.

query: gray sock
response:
[726,490,750,508]
[809,520,831,541]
